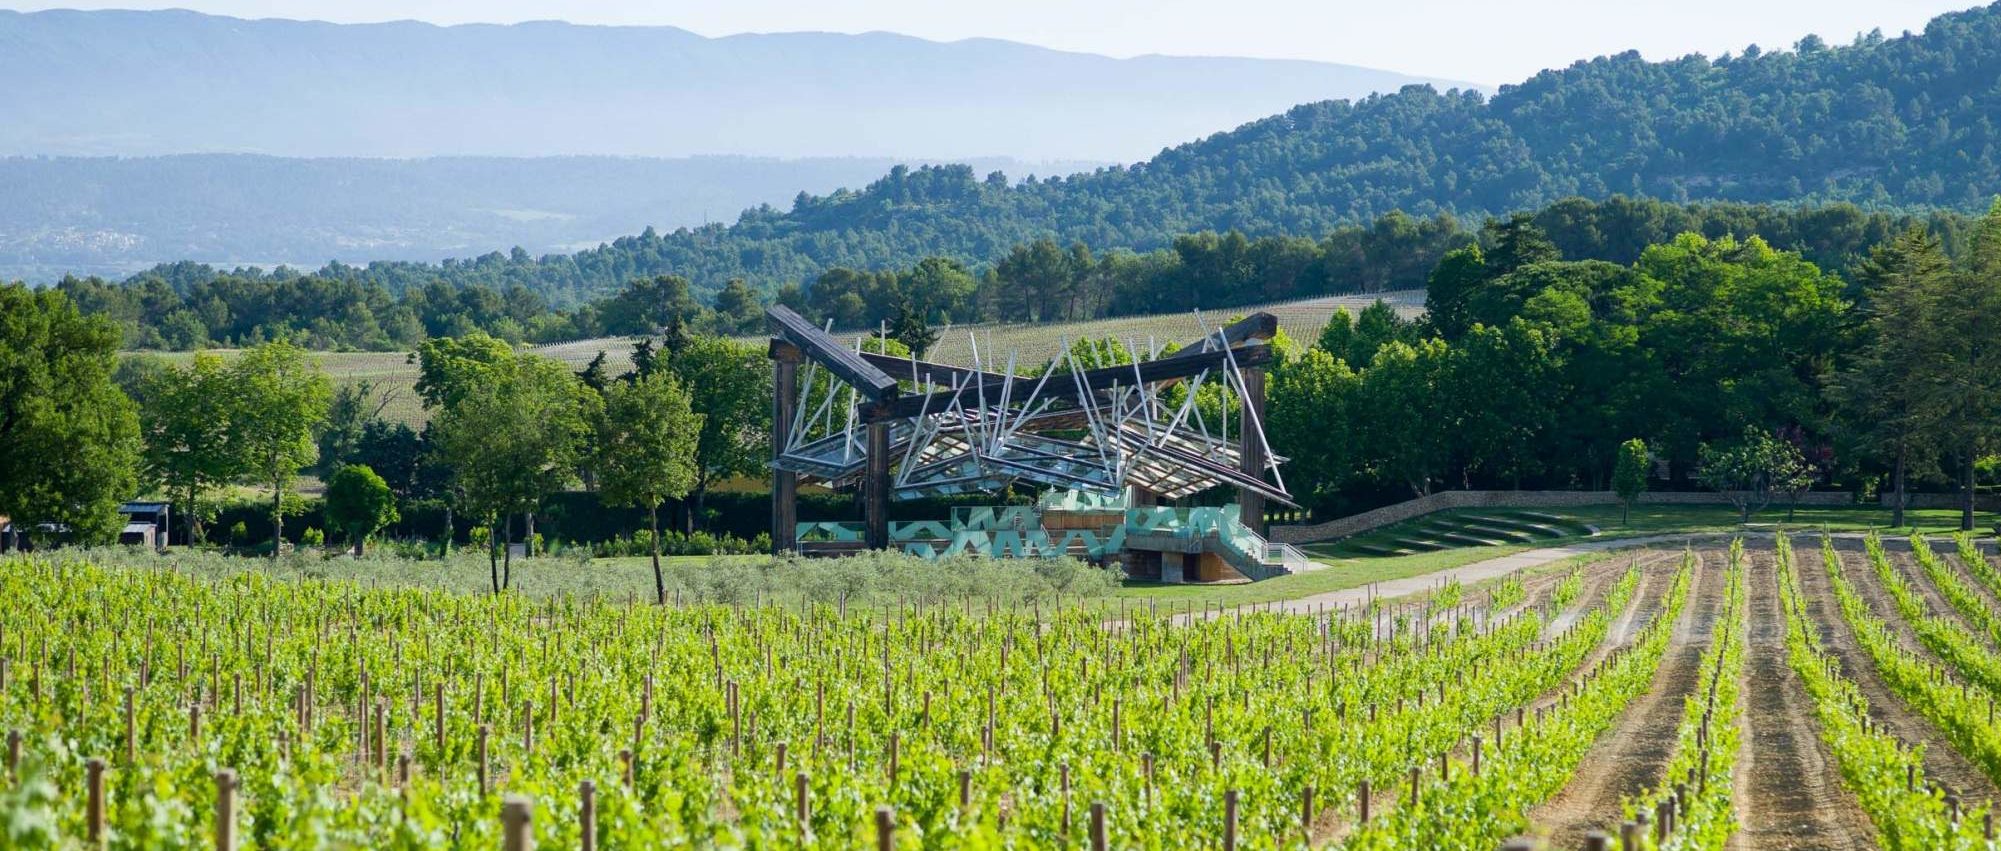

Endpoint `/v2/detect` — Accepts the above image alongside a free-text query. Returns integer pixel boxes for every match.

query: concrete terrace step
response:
[1453,523,1540,543]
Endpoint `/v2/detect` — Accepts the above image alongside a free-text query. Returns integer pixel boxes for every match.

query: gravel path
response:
[1272,534,1699,614]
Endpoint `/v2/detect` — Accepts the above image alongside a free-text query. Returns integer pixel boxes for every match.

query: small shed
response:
[117,501,172,550]
[119,522,158,548]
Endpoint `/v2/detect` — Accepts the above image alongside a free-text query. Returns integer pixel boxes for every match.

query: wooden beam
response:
[1236,367,1269,536]
[1164,312,1279,360]
[864,420,890,550]
[770,342,802,555]
[765,305,900,404]
[856,352,1005,388]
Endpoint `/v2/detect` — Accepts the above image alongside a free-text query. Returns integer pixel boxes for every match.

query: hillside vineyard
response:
[0,534,1986,846]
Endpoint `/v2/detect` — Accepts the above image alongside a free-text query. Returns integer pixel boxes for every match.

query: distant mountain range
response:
[0,154,1103,281]
[0,9,1474,163]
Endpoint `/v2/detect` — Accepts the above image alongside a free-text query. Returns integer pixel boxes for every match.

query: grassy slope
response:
[131,292,1421,425]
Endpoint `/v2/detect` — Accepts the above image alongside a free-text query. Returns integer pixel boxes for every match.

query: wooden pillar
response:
[769,341,802,555]
[1237,366,1268,537]
[865,417,891,551]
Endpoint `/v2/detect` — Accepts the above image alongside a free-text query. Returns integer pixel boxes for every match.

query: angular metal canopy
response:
[765,307,1294,510]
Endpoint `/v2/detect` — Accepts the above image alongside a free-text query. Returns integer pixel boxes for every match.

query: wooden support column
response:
[769,340,803,555]
[1237,367,1268,537]
[865,417,891,550]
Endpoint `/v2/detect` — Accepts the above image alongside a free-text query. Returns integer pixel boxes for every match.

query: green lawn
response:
[1560,502,1996,538]
[1112,542,1542,608]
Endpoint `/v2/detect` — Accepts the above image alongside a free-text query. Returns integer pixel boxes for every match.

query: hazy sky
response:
[2,0,1979,84]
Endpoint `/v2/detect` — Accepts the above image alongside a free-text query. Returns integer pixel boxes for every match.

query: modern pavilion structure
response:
[763,305,1314,582]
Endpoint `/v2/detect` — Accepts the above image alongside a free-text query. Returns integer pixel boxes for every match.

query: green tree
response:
[886,302,939,359]
[600,274,710,337]
[0,284,141,545]
[901,257,978,323]
[1830,228,1950,528]
[1350,301,1416,367]
[593,372,703,604]
[712,278,763,336]
[325,464,399,556]
[1424,244,1487,340]
[412,332,515,410]
[1446,321,1557,488]
[227,341,333,557]
[1266,348,1360,514]
[576,351,611,394]
[1612,438,1649,526]
[316,380,387,474]
[667,336,771,531]
[432,350,598,592]
[1482,213,1561,276]
[140,352,240,544]
[1635,234,1848,481]
[1937,201,2001,531]
[1354,339,1453,497]
[1696,428,1803,524]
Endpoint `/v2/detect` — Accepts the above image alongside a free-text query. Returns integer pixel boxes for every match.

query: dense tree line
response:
[54,196,1976,349]
[1266,210,2001,528]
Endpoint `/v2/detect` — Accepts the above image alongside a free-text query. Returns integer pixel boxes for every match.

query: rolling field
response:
[135,291,1422,426]
[5,530,1999,847]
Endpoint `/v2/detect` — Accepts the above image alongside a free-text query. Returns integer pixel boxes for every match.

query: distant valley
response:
[0,153,1102,281]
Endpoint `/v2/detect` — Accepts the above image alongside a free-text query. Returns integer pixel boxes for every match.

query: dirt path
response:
[1530,549,1721,846]
[1731,547,1877,851]
[1885,545,2001,653]
[1545,562,1623,638]
[1275,533,1701,615]
[1945,545,2001,623]
[1800,545,2001,805]
[1529,551,1681,715]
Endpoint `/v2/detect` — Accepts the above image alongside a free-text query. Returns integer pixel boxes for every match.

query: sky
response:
[0,0,1981,85]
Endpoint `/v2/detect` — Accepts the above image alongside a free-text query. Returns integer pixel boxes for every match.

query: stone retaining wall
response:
[1880,492,2000,511]
[1268,489,1856,545]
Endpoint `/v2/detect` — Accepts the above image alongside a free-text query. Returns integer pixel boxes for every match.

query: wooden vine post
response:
[215,769,239,851]
[477,724,491,796]
[579,779,596,851]
[501,795,533,851]
[4,729,20,777]
[85,757,106,845]
[875,805,894,851]
[1222,789,1239,851]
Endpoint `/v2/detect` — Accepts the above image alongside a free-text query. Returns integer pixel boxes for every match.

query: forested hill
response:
[108,0,2001,305]
[0,154,1104,284]
[48,2,2001,308]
